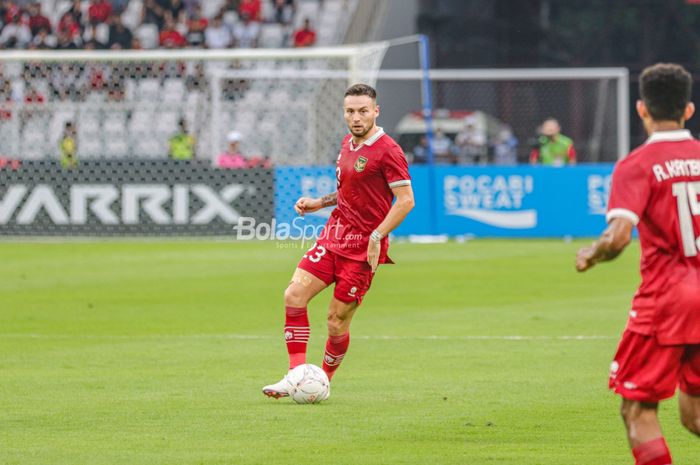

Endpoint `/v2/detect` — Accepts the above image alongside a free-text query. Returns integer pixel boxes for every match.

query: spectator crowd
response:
[0,0,316,50]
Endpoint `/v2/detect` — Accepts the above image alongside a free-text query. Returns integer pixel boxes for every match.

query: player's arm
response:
[367,185,415,272]
[575,217,634,272]
[294,192,337,216]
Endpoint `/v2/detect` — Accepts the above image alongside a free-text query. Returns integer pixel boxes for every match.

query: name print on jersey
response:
[652,158,700,182]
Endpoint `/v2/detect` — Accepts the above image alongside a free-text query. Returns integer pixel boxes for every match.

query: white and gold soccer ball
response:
[287,364,330,404]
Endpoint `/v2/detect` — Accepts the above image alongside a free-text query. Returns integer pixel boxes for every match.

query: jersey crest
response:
[354,156,368,172]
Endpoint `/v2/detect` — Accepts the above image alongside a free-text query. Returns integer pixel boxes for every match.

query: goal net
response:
[375,67,629,164]
[0,42,628,237]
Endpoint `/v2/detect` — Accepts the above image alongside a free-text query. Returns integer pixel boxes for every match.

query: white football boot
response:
[262,374,294,399]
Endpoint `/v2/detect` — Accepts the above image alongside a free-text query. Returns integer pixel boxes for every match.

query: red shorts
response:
[297,242,374,304]
[609,330,700,402]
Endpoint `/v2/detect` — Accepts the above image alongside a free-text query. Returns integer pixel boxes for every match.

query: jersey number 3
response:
[672,181,700,257]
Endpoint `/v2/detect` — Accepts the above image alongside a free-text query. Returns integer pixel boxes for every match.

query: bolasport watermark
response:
[233,216,362,249]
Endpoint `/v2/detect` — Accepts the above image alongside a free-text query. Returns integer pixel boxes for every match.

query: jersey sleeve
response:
[382,145,412,189]
[606,159,650,225]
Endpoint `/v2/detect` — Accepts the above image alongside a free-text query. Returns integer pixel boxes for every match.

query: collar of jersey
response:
[646,129,692,144]
[349,127,385,151]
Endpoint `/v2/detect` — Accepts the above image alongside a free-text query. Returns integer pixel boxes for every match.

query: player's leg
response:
[679,392,700,436]
[321,256,374,381]
[263,244,333,399]
[619,400,663,446]
[678,344,700,436]
[620,401,672,465]
[322,297,358,381]
[610,331,680,465]
[282,268,329,369]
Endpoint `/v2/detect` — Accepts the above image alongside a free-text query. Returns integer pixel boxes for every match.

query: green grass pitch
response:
[0,239,696,464]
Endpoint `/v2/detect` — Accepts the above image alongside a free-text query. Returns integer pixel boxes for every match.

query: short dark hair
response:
[639,63,692,121]
[344,83,377,100]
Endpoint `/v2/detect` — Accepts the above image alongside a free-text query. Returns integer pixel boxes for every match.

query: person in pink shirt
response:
[217,131,247,168]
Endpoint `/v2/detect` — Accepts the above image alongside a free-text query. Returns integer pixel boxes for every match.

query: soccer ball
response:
[287,364,330,404]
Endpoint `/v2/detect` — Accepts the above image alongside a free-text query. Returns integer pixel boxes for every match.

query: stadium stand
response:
[0,0,360,161]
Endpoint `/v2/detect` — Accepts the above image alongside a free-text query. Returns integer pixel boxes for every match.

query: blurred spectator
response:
[142,0,165,30]
[529,117,576,166]
[60,122,78,169]
[88,0,113,25]
[455,116,487,164]
[411,135,430,164]
[30,27,56,49]
[273,0,294,24]
[108,13,133,49]
[492,126,518,165]
[182,0,200,18]
[204,14,231,49]
[111,0,130,13]
[159,14,186,48]
[431,129,457,163]
[217,131,247,168]
[163,0,186,23]
[169,118,195,160]
[238,0,260,21]
[57,11,82,48]
[0,12,31,48]
[185,4,207,47]
[83,20,109,48]
[292,18,316,48]
[2,1,20,26]
[232,12,258,48]
[61,0,84,30]
[217,131,271,168]
[27,2,51,37]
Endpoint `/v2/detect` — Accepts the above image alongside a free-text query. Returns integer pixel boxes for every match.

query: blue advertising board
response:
[275,164,614,238]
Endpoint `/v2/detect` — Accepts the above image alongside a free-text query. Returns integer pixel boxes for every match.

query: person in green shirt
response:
[169,118,196,160]
[59,122,78,169]
[529,118,577,166]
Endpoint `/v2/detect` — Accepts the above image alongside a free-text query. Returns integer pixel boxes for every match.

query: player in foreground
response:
[262,83,415,400]
[576,63,700,465]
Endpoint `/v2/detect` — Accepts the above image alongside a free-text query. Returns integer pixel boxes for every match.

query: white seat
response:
[155,111,180,134]
[137,78,161,101]
[162,79,185,103]
[129,109,153,134]
[77,137,103,159]
[103,112,128,134]
[21,129,47,160]
[133,136,166,158]
[103,133,130,157]
[260,24,284,48]
[77,112,101,133]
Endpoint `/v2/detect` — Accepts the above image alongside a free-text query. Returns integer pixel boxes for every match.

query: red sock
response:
[632,437,672,465]
[284,306,309,370]
[322,333,350,381]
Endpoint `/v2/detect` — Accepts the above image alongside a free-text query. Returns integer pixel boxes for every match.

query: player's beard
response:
[349,120,375,138]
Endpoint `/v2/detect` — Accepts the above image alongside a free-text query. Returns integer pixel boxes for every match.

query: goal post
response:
[374,67,630,163]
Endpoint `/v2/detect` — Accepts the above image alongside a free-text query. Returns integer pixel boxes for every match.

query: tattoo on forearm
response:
[321,192,337,207]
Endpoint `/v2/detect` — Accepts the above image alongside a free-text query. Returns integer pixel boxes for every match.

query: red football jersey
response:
[316,128,411,263]
[607,129,700,344]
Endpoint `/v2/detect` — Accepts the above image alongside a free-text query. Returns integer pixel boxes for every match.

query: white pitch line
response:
[0,333,616,341]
